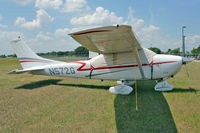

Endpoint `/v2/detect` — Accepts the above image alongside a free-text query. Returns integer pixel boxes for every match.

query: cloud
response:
[0,24,8,28]
[185,35,200,50]
[0,31,22,40]
[124,7,144,30]
[125,7,199,51]
[124,8,162,48]
[0,16,8,28]
[36,32,52,41]
[35,0,63,9]
[54,27,91,38]
[55,28,71,38]
[25,36,80,54]
[0,30,22,55]
[12,0,32,5]
[186,35,200,44]
[70,6,123,26]
[15,9,54,30]
[62,0,88,13]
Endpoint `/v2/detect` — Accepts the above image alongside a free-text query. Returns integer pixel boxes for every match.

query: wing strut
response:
[129,31,146,79]
[135,48,145,79]
[134,48,138,111]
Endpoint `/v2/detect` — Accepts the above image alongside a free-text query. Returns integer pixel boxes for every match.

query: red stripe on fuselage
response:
[70,62,92,71]
[71,61,177,71]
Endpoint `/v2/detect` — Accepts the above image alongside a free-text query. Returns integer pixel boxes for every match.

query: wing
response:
[69,25,142,54]
[69,25,153,79]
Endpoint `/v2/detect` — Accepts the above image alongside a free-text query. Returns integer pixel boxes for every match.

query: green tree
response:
[168,48,181,55]
[7,54,16,57]
[166,49,172,54]
[148,47,162,54]
[57,51,65,56]
[68,51,75,56]
[74,46,89,57]
[191,46,200,57]
[0,55,6,58]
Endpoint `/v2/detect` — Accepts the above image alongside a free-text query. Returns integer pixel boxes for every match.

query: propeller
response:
[182,57,193,78]
[183,64,189,77]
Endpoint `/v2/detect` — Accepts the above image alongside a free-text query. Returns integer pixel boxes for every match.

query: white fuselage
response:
[31,54,183,81]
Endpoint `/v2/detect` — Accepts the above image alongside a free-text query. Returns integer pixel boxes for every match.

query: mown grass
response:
[0,58,199,133]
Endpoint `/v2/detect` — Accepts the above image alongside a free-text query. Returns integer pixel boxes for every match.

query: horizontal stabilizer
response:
[8,67,44,74]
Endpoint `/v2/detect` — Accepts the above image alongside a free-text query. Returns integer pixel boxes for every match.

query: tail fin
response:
[10,38,61,69]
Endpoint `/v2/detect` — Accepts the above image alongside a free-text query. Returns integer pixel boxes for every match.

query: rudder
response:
[10,38,61,69]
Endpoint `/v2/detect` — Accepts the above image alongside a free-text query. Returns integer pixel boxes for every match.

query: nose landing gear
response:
[154,79,173,91]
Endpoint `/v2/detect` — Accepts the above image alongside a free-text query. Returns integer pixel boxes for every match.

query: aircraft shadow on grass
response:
[114,80,178,133]
[14,79,110,90]
[14,79,198,132]
[14,79,63,90]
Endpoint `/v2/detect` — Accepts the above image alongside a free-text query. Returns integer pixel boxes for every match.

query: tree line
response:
[0,46,89,58]
[149,45,200,57]
[1,45,200,58]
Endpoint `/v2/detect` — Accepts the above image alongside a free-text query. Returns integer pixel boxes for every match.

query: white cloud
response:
[70,6,123,26]
[186,35,200,44]
[55,28,71,38]
[0,24,8,28]
[137,25,160,43]
[0,30,23,55]
[185,35,200,50]
[124,7,144,30]
[62,0,88,13]
[0,31,22,40]
[12,0,32,5]
[15,9,54,30]
[141,25,160,33]
[0,16,8,28]
[124,7,162,49]
[36,32,52,41]
[35,0,63,9]
[25,37,79,54]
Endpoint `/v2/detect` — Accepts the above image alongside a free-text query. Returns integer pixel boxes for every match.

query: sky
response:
[0,0,200,55]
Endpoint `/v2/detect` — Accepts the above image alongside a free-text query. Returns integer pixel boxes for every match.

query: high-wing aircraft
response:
[9,25,192,95]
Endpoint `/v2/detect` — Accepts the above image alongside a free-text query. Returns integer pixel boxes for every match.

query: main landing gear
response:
[109,80,134,95]
[109,78,173,94]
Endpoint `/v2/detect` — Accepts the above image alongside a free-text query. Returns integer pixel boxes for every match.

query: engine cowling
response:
[152,54,182,79]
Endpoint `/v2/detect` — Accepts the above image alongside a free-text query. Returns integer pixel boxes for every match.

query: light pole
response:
[182,26,186,57]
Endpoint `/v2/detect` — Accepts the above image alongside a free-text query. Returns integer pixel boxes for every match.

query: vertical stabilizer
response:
[10,38,61,69]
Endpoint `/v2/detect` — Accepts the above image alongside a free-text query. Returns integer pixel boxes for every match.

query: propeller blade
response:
[183,64,189,77]
[182,57,193,64]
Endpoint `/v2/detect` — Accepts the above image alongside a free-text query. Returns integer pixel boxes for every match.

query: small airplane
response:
[9,25,193,95]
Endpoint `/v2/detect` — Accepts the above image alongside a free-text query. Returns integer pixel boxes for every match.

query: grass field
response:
[0,58,199,133]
